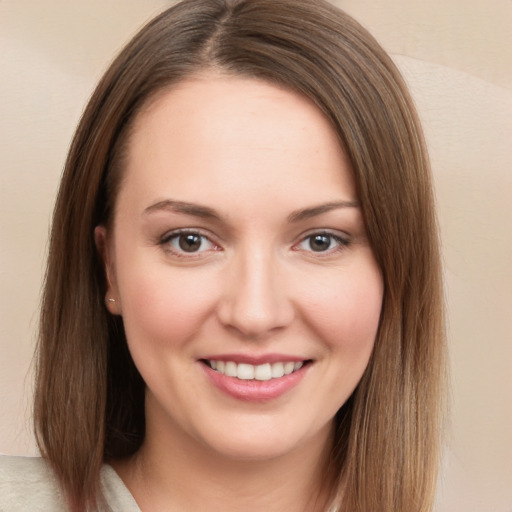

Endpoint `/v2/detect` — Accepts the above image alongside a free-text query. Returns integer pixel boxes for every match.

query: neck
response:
[114,408,336,512]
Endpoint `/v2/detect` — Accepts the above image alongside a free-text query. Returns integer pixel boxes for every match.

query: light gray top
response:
[0,455,141,511]
[0,454,342,511]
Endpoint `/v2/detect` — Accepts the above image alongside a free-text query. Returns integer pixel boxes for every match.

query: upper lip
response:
[200,353,309,365]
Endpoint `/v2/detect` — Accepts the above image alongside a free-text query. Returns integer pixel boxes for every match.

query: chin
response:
[194,418,332,463]
[206,437,299,462]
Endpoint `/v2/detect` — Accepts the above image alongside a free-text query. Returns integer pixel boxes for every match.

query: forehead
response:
[118,73,356,212]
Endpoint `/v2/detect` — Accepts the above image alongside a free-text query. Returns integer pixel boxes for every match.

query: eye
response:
[297,232,349,253]
[162,230,217,255]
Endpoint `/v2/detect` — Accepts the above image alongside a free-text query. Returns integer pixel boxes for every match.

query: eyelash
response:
[159,229,220,258]
[294,231,351,255]
[159,229,351,258]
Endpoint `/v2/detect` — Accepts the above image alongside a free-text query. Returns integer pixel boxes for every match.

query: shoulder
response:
[0,455,140,512]
[0,454,66,511]
[100,465,141,511]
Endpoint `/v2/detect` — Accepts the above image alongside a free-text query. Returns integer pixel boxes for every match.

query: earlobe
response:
[94,225,121,315]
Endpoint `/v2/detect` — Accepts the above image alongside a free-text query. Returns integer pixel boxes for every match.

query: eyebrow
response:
[143,198,360,222]
[143,199,222,220]
[287,200,360,222]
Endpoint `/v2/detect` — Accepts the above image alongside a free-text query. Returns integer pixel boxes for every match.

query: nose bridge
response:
[218,243,293,338]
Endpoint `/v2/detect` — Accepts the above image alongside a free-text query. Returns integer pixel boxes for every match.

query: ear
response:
[94,225,122,315]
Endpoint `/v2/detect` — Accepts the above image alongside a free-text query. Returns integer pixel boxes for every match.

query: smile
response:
[201,357,311,402]
[206,360,304,381]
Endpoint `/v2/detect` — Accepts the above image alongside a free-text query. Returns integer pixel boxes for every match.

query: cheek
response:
[116,257,220,350]
[298,258,383,352]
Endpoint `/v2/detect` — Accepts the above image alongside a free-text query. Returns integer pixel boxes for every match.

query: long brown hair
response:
[34,1,446,510]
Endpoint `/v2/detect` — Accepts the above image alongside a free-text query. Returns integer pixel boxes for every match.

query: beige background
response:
[1,1,511,511]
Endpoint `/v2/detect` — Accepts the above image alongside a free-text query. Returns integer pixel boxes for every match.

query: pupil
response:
[179,234,202,252]
[310,234,330,251]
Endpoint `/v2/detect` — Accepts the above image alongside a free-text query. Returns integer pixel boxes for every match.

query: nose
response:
[216,249,294,339]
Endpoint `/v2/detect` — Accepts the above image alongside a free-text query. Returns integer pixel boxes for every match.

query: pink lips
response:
[200,354,310,402]
[202,353,306,365]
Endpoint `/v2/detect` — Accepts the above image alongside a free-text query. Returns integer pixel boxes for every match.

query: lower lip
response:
[201,362,309,402]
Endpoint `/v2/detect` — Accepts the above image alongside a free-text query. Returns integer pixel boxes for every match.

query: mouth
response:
[200,358,312,382]
[199,354,312,401]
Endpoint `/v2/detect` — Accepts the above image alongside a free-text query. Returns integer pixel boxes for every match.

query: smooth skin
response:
[96,72,383,512]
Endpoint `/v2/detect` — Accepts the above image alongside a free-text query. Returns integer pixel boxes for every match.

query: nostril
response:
[216,293,294,339]
[215,257,295,338]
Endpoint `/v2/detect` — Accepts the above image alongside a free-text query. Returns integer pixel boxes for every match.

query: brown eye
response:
[296,232,350,254]
[178,233,203,252]
[163,231,216,255]
[309,234,332,252]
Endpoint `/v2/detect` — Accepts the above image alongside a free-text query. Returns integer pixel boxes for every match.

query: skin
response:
[96,73,383,512]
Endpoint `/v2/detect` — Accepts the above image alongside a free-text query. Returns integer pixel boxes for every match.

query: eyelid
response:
[157,227,352,259]
[292,229,351,255]
[159,228,222,257]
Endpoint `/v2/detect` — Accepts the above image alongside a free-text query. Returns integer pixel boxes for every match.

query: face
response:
[97,74,383,462]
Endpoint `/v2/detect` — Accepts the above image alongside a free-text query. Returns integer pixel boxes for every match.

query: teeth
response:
[237,363,254,380]
[208,360,305,380]
[225,361,237,377]
[283,362,295,375]
[271,362,284,378]
[254,363,271,381]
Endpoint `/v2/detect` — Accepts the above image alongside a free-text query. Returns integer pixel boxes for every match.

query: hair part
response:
[34,1,446,510]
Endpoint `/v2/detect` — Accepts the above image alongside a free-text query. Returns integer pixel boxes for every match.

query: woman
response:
[0,0,445,511]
